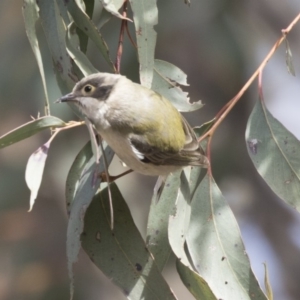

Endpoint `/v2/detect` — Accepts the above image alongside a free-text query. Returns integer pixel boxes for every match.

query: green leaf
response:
[76,0,95,53]
[168,170,217,300]
[100,0,131,21]
[152,60,203,112]
[168,174,191,267]
[81,183,178,300]
[284,36,296,76]
[0,116,66,149]
[176,261,218,300]
[98,7,113,28]
[263,262,273,300]
[67,0,115,71]
[37,0,80,93]
[22,0,50,115]
[129,0,158,88]
[66,22,99,76]
[84,0,95,19]
[65,141,93,211]
[66,143,114,296]
[146,171,181,271]
[246,99,300,211]
[186,174,267,300]
[25,139,53,211]
[194,119,216,137]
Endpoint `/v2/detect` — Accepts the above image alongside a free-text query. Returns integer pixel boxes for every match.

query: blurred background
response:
[0,0,300,299]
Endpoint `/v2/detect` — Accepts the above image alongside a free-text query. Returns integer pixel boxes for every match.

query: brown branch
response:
[199,13,300,145]
[202,13,300,175]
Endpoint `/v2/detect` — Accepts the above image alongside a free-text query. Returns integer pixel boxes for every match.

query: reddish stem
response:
[199,13,300,174]
[115,1,128,73]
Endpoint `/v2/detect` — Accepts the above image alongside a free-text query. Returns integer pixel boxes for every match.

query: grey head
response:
[57,73,124,122]
[58,73,122,103]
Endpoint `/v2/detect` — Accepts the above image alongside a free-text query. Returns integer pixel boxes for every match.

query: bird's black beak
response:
[55,93,76,103]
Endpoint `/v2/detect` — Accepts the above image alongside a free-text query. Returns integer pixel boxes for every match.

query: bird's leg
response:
[99,169,133,182]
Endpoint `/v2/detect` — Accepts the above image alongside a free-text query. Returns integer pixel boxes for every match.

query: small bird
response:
[57,73,209,177]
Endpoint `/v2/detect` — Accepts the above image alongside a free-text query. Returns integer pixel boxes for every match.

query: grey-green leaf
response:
[38,0,80,93]
[168,170,217,300]
[186,174,267,300]
[146,171,181,271]
[168,173,191,267]
[284,36,296,76]
[176,260,218,300]
[22,0,50,115]
[67,0,115,71]
[0,116,66,149]
[100,0,131,20]
[65,141,93,211]
[152,60,203,112]
[263,262,273,300]
[246,99,300,211]
[25,140,51,211]
[66,22,99,76]
[129,0,158,88]
[66,143,114,296]
[81,183,178,300]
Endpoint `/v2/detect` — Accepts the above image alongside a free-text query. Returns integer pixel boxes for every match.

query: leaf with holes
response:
[186,174,267,300]
[81,183,178,300]
[152,59,203,112]
[129,0,158,88]
[246,98,300,211]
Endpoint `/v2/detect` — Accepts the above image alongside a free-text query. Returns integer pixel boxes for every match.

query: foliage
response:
[1,0,300,299]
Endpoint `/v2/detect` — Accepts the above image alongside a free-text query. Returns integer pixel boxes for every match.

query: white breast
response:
[98,128,179,176]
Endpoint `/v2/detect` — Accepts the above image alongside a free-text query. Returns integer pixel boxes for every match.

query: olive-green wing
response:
[129,115,209,167]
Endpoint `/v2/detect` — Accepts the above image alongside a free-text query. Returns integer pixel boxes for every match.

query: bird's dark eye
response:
[84,85,93,93]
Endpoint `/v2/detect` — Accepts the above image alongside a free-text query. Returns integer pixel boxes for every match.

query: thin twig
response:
[115,1,128,73]
[199,13,300,144]
[125,21,137,49]
[48,121,84,143]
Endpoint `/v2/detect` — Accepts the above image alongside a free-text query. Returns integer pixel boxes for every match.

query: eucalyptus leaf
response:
[246,98,300,211]
[22,0,50,115]
[38,0,80,93]
[284,36,296,76]
[84,0,95,18]
[74,0,95,53]
[67,0,115,71]
[67,143,114,294]
[146,171,181,271]
[65,141,93,211]
[186,174,267,300]
[25,140,51,211]
[168,180,191,267]
[129,0,158,88]
[81,183,178,300]
[194,119,215,137]
[0,116,66,149]
[98,6,113,28]
[176,261,218,300]
[168,170,217,299]
[152,60,203,112]
[263,263,273,300]
[55,0,71,24]
[100,0,131,21]
[66,22,99,76]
